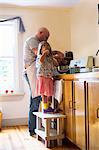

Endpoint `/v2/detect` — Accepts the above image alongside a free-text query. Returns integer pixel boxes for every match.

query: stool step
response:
[33,112,66,119]
[35,128,64,140]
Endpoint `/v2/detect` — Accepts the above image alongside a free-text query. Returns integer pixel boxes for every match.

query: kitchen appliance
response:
[69,56,94,73]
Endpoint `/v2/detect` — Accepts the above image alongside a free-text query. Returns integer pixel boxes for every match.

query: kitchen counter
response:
[57,72,99,80]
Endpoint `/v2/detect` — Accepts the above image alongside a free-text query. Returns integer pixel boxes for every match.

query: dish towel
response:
[54,79,63,103]
[26,62,38,98]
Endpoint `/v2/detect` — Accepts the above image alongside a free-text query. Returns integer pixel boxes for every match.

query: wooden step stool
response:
[33,112,66,148]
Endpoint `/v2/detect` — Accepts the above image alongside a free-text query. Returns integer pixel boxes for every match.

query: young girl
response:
[36,41,58,113]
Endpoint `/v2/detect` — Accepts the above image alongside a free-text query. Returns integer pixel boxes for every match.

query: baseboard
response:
[2,117,28,127]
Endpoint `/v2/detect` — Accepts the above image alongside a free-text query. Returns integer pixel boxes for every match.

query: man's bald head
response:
[36,27,50,42]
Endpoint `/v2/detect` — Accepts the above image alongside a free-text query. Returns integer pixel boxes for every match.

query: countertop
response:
[57,72,99,80]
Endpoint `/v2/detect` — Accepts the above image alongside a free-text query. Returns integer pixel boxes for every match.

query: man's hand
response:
[32,48,37,55]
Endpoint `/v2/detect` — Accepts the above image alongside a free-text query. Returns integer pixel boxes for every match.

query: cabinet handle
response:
[69,101,72,109]
[74,101,76,110]
[97,108,99,118]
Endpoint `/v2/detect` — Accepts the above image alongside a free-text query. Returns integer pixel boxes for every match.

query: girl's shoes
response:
[43,107,54,113]
[43,107,63,113]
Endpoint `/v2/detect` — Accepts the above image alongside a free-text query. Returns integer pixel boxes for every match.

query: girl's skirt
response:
[36,76,54,97]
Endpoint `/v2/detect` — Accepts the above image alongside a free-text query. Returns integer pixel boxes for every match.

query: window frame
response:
[0,19,24,96]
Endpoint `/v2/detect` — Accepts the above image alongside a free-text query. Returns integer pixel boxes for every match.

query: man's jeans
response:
[24,72,41,135]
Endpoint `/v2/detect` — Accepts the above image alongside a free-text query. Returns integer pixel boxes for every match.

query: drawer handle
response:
[97,108,99,118]
[74,101,76,110]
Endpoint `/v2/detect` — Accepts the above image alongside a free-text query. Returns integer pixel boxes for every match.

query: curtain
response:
[0,16,25,32]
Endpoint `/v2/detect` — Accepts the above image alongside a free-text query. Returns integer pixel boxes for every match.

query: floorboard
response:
[0,126,80,150]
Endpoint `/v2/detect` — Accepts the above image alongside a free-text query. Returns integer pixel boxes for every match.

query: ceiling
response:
[0,0,80,8]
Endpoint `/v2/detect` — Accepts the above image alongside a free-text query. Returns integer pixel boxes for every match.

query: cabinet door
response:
[74,81,86,150]
[87,81,99,150]
[64,80,74,142]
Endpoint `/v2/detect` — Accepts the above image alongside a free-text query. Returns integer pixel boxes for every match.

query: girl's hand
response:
[43,50,49,56]
[40,50,49,63]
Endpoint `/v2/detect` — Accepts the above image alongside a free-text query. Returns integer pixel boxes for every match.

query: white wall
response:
[0,5,71,126]
[70,0,98,59]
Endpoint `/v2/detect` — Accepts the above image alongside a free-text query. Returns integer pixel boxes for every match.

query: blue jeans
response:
[24,72,41,134]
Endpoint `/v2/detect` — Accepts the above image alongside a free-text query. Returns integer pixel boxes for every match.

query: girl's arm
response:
[40,50,49,63]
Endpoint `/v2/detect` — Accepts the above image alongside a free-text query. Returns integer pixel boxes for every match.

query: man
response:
[24,27,50,136]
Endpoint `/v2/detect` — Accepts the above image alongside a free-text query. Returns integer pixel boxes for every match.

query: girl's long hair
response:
[38,41,52,56]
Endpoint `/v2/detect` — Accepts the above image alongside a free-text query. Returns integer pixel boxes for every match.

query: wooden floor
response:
[0,126,80,150]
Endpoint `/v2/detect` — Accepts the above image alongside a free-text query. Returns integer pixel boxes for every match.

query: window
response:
[0,20,23,94]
